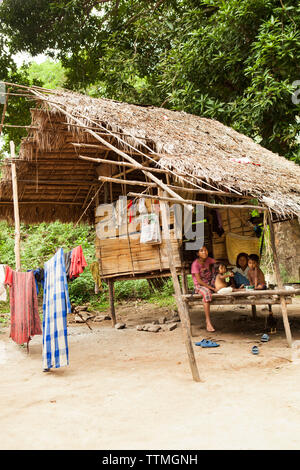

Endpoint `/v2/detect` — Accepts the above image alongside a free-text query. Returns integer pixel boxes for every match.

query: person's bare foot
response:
[206,324,215,332]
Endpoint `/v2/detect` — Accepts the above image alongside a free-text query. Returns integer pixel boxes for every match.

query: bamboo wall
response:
[212,207,257,262]
[95,198,182,278]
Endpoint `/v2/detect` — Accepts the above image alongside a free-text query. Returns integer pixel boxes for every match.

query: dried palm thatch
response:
[0,83,299,224]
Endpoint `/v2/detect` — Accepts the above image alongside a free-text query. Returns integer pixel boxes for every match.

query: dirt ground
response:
[1,298,300,450]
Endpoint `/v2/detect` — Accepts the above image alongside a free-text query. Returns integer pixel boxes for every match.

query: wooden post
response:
[108,279,117,327]
[181,267,189,295]
[268,211,292,347]
[160,190,201,382]
[10,141,21,272]
[251,305,257,320]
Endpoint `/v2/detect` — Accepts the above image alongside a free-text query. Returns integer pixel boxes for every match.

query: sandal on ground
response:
[261,333,269,342]
[195,339,220,348]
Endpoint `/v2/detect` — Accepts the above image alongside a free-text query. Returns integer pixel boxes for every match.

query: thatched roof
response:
[0,83,299,224]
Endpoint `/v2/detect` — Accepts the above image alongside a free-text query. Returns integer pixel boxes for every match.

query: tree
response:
[0,0,300,161]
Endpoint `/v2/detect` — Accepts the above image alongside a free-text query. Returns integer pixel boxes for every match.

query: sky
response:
[13,52,51,67]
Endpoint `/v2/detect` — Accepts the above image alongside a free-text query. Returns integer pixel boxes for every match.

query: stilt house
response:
[0,83,300,381]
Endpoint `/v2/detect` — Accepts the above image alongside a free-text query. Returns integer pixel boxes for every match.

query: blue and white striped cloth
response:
[42,248,71,370]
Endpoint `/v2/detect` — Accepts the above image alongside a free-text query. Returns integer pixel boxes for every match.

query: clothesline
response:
[2,245,89,371]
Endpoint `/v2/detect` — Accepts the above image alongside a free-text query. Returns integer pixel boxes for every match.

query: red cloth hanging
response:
[4,266,42,345]
[69,245,88,280]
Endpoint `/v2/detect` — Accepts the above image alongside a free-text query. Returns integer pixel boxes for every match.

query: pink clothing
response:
[5,266,42,345]
[191,257,216,288]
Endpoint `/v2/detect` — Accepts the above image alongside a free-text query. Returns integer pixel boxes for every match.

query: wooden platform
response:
[182,288,300,305]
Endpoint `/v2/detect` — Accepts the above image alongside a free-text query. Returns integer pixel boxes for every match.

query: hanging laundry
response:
[4,267,42,346]
[64,250,72,281]
[69,245,87,280]
[42,248,71,370]
[27,268,44,295]
[0,264,7,302]
[89,261,102,290]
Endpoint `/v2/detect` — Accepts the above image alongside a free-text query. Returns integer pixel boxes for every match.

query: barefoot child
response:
[214,263,235,294]
[247,254,266,290]
[191,246,216,332]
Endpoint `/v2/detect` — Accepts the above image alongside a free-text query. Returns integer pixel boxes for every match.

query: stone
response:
[136,325,144,331]
[166,323,177,331]
[147,325,161,333]
[158,316,167,324]
[75,305,89,312]
[74,315,86,323]
[171,315,180,322]
[115,322,126,329]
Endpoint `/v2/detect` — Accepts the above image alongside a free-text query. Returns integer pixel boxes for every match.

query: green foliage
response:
[27,60,66,89]
[1,0,300,160]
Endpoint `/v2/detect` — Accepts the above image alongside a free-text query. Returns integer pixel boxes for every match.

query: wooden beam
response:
[108,279,116,327]
[3,124,39,129]
[98,175,156,187]
[78,154,169,174]
[268,211,293,347]
[127,192,267,211]
[0,200,84,205]
[159,189,201,383]
[166,184,252,199]
[182,288,300,300]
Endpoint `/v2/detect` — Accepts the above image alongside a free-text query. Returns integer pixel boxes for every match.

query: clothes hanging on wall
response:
[69,245,87,280]
[4,267,42,346]
[0,264,7,302]
[42,248,71,370]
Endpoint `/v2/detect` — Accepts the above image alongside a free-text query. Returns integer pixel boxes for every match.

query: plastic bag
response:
[140,213,161,244]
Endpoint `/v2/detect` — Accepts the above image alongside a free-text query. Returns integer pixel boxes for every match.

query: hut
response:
[1,82,300,382]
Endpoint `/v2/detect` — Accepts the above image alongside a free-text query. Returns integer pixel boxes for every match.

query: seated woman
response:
[247,253,266,289]
[191,246,216,332]
[232,252,250,288]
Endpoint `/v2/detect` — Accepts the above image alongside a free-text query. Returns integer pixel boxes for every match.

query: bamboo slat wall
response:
[212,207,257,262]
[95,198,182,278]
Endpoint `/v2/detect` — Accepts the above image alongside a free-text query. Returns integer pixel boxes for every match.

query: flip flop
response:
[261,333,269,342]
[195,339,220,348]
[252,345,259,355]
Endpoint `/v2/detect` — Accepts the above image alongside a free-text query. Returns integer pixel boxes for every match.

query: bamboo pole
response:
[127,192,267,212]
[98,175,156,187]
[108,279,117,327]
[78,154,169,174]
[267,211,293,347]
[9,141,21,272]
[159,190,201,382]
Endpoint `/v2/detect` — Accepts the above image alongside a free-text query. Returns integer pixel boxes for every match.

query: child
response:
[214,263,235,294]
[247,254,266,290]
[232,252,250,288]
[191,246,216,332]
